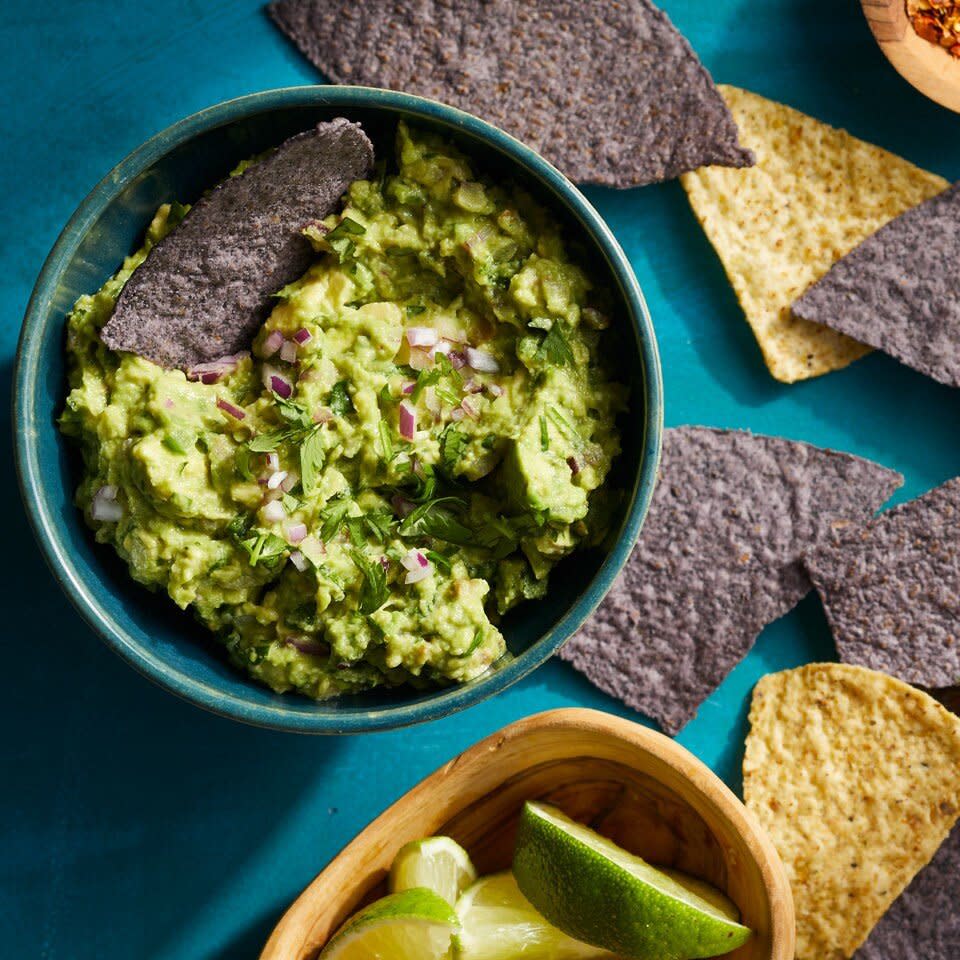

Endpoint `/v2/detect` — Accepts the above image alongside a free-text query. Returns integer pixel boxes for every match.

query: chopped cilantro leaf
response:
[344,511,396,547]
[399,496,474,546]
[425,549,452,573]
[162,433,187,455]
[411,367,441,402]
[275,396,313,427]
[546,405,581,444]
[350,549,388,615]
[536,322,575,366]
[345,517,366,547]
[319,498,350,543]
[435,351,462,386]
[239,531,287,567]
[247,430,290,453]
[435,386,460,406]
[299,427,326,495]
[327,217,366,240]
[540,415,550,451]
[453,627,485,659]
[327,380,354,416]
[378,420,393,460]
[440,424,468,473]
[406,304,426,316]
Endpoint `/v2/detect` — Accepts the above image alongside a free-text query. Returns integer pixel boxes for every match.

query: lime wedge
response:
[513,802,752,960]
[319,887,458,960]
[390,836,478,906]
[454,871,611,960]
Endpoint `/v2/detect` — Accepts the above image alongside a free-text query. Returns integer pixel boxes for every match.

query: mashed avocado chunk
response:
[60,124,626,700]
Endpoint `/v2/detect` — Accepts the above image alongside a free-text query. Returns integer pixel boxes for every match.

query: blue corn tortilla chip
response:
[792,181,960,387]
[267,0,753,188]
[804,477,960,689]
[560,427,902,734]
[855,827,959,960]
[101,118,374,369]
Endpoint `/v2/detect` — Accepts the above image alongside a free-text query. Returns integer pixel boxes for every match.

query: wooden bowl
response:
[862,0,960,112]
[260,709,794,960]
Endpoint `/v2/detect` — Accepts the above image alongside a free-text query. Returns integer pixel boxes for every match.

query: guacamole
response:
[60,123,627,699]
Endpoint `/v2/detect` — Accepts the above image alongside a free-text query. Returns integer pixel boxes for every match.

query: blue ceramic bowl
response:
[14,87,662,733]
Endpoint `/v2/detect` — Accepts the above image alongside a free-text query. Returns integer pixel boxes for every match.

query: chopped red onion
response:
[280,470,298,493]
[186,352,247,384]
[280,340,298,364]
[293,327,312,345]
[460,397,479,420]
[378,555,390,572]
[465,347,500,373]
[462,378,483,394]
[270,374,292,400]
[286,634,328,654]
[163,397,175,410]
[261,500,286,523]
[486,383,504,398]
[392,494,415,518]
[567,456,580,475]
[313,406,333,424]
[430,340,452,358]
[400,547,428,570]
[262,330,284,357]
[399,401,416,440]
[267,470,288,490]
[406,326,438,348]
[463,223,493,253]
[401,548,433,584]
[216,397,246,421]
[448,350,467,370]
[91,486,123,522]
[450,407,466,422]
[289,551,308,572]
[401,380,416,395]
[286,523,308,545]
[266,452,279,471]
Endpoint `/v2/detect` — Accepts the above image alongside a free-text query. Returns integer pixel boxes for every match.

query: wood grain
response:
[862,0,960,111]
[260,709,795,960]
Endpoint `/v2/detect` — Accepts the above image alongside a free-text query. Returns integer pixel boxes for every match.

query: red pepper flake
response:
[907,1,960,57]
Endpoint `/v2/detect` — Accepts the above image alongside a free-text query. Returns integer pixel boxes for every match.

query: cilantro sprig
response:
[398,496,475,546]
[536,322,575,366]
[350,549,389,614]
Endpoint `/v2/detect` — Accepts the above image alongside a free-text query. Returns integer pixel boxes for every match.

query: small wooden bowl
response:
[862,0,960,112]
[260,709,794,960]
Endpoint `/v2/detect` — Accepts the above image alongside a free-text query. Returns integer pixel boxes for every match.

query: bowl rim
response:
[14,85,663,734]
[260,708,795,959]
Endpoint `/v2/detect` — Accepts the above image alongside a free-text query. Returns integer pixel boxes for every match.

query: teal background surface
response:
[3,1,959,957]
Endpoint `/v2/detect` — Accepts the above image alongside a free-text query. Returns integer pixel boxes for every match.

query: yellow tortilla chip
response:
[743,663,960,960]
[680,87,949,383]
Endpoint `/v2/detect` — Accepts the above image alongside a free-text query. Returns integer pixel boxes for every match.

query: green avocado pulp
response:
[60,123,627,700]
